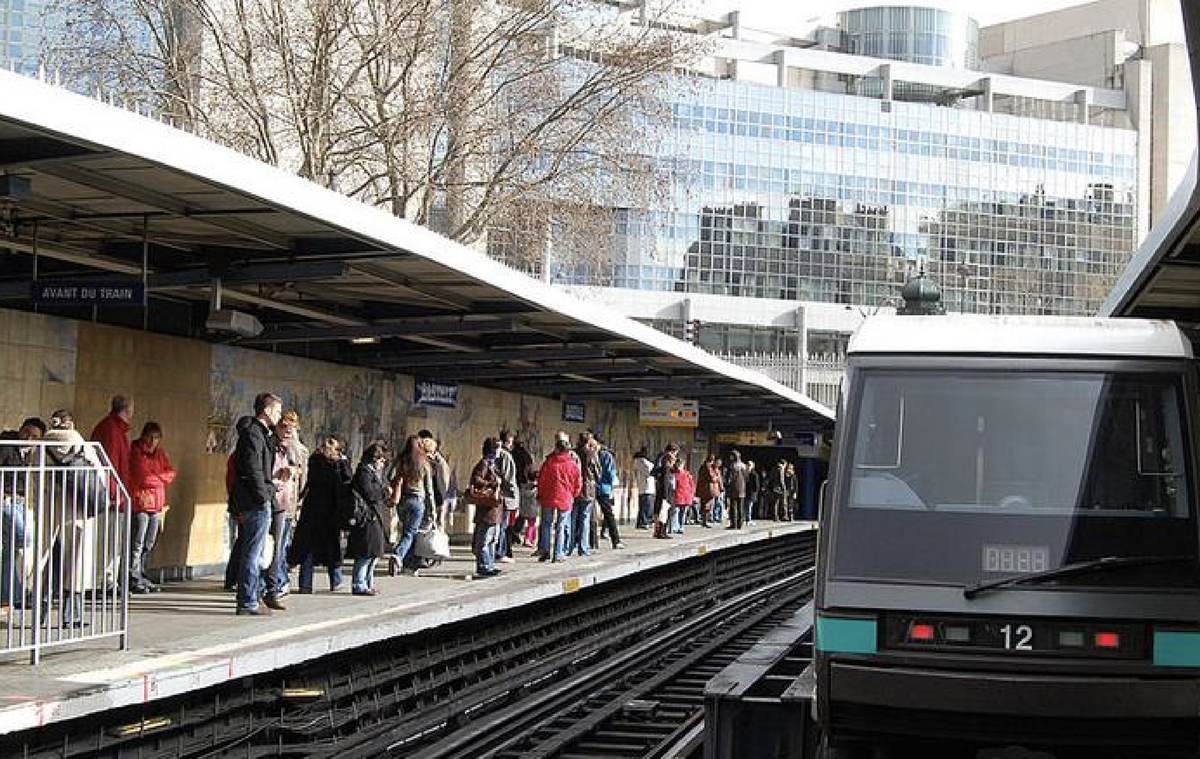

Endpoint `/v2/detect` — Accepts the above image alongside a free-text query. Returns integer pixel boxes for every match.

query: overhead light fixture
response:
[350,336,381,345]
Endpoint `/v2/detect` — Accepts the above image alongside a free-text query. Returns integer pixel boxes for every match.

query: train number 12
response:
[1001,624,1034,650]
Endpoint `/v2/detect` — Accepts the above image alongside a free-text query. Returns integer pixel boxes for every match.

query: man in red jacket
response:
[90,394,134,497]
[536,431,582,563]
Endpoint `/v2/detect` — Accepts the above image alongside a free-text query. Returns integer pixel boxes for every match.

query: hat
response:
[49,409,74,429]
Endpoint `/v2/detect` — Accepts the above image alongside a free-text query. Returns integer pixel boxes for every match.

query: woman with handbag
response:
[467,438,504,578]
[390,435,435,577]
[347,442,391,596]
[128,422,176,593]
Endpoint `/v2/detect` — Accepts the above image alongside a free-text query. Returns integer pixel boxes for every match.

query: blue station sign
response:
[32,281,146,307]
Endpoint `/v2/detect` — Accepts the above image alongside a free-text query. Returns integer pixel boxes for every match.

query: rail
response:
[0,439,131,664]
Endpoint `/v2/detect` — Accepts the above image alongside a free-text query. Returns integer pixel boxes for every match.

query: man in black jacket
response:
[231,392,283,616]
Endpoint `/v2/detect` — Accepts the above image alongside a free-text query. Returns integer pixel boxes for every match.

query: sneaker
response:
[400,567,420,577]
[130,584,151,595]
[352,588,379,596]
[236,606,272,616]
[263,596,287,611]
[498,556,515,564]
[330,583,344,593]
[615,542,627,549]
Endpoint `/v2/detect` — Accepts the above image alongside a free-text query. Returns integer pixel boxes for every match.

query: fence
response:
[0,439,131,664]
[716,351,845,410]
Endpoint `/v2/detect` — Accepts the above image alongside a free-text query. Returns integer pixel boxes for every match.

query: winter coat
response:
[696,461,723,501]
[496,448,519,511]
[347,460,390,560]
[597,447,619,498]
[90,412,131,492]
[128,438,176,513]
[537,449,582,511]
[469,457,503,526]
[633,455,655,496]
[672,468,696,507]
[576,445,601,501]
[652,453,676,506]
[746,468,761,497]
[288,452,350,568]
[229,416,277,514]
[727,462,747,498]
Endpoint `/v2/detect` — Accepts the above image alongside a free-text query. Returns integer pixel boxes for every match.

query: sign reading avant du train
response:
[32,280,146,307]
[414,379,458,408]
[638,397,699,428]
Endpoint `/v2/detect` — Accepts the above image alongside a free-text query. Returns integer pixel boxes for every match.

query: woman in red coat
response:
[128,421,176,593]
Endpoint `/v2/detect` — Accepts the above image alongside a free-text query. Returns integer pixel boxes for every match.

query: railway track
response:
[2,531,816,758]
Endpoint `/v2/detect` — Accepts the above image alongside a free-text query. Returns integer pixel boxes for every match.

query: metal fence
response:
[716,351,844,410]
[0,439,131,664]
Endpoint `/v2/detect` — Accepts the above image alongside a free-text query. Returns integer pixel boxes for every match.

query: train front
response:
[814,317,1200,754]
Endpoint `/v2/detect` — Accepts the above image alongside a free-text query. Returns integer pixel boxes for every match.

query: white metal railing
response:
[0,440,131,664]
[716,350,845,409]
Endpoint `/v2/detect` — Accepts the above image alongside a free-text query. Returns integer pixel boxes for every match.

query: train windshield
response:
[833,369,1200,589]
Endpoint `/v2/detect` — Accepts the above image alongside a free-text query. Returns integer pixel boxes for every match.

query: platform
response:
[0,520,814,735]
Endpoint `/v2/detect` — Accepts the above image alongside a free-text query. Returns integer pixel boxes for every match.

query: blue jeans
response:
[538,507,570,561]
[473,522,500,572]
[263,511,289,599]
[352,557,377,592]
[1,499,26,605]
[394,494,425,570]
[570,498,593,555]
[669,505,683,533]
[235,507,271,611]
[712,495,724,522]
[299,555,343,592]
[746,496,757,522]
[637,493,654,528]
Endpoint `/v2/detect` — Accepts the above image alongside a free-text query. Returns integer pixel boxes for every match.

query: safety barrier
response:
[0,440,131,664]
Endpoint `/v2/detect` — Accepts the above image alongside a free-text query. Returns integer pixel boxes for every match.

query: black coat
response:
[229,416,277,514]
[289,453,350,568]
[347,460,390,560]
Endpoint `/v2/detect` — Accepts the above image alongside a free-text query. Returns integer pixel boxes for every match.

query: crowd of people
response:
[2,390,813,619]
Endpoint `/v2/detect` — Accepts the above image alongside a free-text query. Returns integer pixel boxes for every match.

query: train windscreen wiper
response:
[963,554,1196,599]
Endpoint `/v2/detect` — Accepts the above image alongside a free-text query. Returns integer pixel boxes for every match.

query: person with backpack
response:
[287,435,350,594]
[347,442,391,596]
[594,436,625,549]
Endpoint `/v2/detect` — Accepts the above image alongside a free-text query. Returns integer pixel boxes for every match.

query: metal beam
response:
[436,363,653,382]
[243,317,521,344]
[353,261,476,311]
[358,347,610,369]
[34,163,293,250]
[0,138,104,169]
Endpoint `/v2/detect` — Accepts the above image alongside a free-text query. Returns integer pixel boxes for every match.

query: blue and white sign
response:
[562,401,586,423]
[415,379,458,408]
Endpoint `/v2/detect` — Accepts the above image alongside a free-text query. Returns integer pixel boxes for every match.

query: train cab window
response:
[835,370,1198,588]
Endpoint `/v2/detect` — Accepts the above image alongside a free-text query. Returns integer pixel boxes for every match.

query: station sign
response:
[639,397,699,428]
[562,401,586,423]
[31,280,145,307]
[414,379,458,408]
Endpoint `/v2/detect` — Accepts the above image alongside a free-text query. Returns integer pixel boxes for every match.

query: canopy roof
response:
[0,70,833,435]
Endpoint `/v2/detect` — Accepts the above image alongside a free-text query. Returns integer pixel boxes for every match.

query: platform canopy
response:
[0,71,832,435]
[1102,2,1200,333]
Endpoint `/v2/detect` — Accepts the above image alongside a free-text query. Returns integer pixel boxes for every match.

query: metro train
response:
[812,315,1200,757]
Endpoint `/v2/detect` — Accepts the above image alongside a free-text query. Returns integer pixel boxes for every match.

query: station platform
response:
[0,520,815,735]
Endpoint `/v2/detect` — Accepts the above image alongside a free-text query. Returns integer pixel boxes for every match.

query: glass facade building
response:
[608,79,1136,317]
[0,0,44,75]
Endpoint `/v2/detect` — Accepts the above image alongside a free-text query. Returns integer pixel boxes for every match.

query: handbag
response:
[413,525,451,560]
[258,533,275,571]
[466,481,501,509]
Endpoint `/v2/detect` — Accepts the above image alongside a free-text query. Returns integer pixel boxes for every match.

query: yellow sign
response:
[639,397,699,428]
[714,431,772,445]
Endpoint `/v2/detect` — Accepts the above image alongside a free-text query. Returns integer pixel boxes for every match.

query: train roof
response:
[848,315,1194,359]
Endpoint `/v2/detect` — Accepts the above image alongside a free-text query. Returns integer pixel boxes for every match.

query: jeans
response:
[746,495,757,522]
[637,493,654,528]
[130,511,161,588]
[352,557,377,593]
[298,555,343,592]
[570,498,593,555]
[669,504,683,533]
[496,508,515,558]
[596,493,621,547]
[1,498,27,604]
[538,507,570,561]
[263,511,289,600]
[235,508,271,611]
[394,494,425,570]
[712,495,724,523]
[473,522,501,572]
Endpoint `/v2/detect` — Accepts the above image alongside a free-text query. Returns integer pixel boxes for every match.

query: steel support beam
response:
[243,317,522,344]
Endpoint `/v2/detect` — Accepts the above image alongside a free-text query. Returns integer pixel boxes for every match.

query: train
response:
[812,315,1200,757]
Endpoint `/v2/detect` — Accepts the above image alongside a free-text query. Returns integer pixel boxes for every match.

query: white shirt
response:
[634,456,655,496]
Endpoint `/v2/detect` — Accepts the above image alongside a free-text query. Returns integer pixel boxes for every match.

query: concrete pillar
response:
[794,306,807,395]
[1075,88,1091,124]
[976,77,993,112]
[774,50,788,88]
[729,10,741,40]
[878,64,893,101]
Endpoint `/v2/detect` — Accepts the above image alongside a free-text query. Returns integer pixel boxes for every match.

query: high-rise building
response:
[532,1,1192,405]
[0,0,46,75]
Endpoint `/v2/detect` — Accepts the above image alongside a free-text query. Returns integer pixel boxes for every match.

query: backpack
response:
[598,448,619,490]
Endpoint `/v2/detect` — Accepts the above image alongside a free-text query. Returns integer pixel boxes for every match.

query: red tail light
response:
[909,623,936,641]
[1094,632,1120,649]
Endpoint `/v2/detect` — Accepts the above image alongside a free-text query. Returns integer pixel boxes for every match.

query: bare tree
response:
[40,0,707,270]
